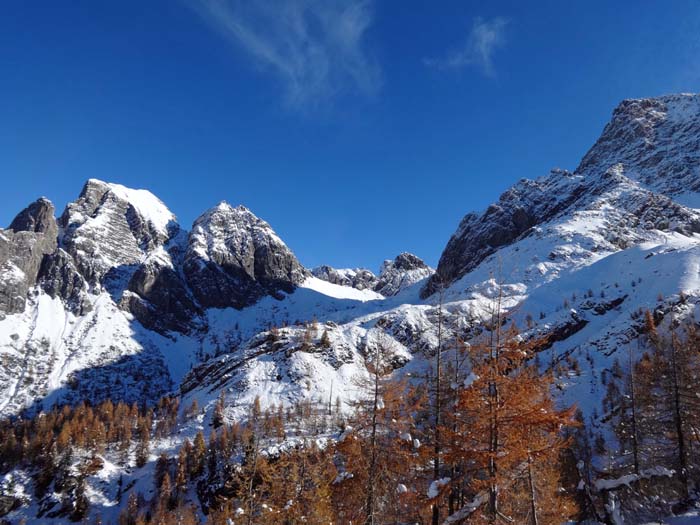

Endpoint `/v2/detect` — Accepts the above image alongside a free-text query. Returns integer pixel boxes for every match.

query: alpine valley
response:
[3,93,700,525]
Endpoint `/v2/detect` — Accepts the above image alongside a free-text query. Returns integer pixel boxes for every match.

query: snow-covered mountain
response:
[1,92,700,434]
[160,92,700,427]
[0,179,429,419]
[2,92,700,524]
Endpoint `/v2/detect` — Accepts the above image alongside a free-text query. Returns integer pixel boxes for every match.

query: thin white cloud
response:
[191,0,381,109]
[425,17,508,76]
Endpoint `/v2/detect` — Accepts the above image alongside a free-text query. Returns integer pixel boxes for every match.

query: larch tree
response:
[335,334,425,525]
[263,440,337,524]
[635,315,700,497]
[602,345,643,477]
[442,321,577,525]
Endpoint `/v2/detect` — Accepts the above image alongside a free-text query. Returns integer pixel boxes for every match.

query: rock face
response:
[374,252,433,296]
[313,253,433,297]
[577,94,700,196]
[38,249,90,315]
[1,181,316,333]
[423,93,700,298]
[56,179,204,334]
[422,169,587,296]
[311,265,378,290]
[0,198,58,314]
[9,197,57,234]
[59,179,177,285]
[183,203,309,309]
[122,250,201,334]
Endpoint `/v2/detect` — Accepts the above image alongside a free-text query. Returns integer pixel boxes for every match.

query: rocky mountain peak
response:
[59,179,179,285]
[423,93,700,298]
[65,179,177,238]
[577,93,700,196]
[9,197,56,234]
[0,198,58,314]
[312,253,433,297]
[375,252,433,296]
[385,252,429,272]
[311,265,377,291]
[184,202,309,310]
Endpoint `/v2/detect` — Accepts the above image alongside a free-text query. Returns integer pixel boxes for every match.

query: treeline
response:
[0,397,180,522]
[116,322,581,525]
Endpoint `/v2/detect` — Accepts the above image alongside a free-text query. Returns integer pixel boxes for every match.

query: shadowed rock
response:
[0,198,58,314]
[184,202,309,309]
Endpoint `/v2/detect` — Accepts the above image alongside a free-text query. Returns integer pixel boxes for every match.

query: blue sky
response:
[2,1,699,270]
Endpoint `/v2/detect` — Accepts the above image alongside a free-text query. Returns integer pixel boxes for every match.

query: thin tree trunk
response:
[669,336,688,497]
[488,281,503,524]
[449,342,461,516]
[246,435,259,525]
[527,451,539,525]
[629,344,640,475]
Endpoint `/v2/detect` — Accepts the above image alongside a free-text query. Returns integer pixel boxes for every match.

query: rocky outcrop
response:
[422,170,589,297]
[577,94,700,196]
[183,203,309,309]
[123,249,201,334]
[0,198,58,314]
[374,252,433,296]
[311,265,378,290]
[56,179,202,333]
[9,197,57,234]
[313,253,433,297]
[38,249,90,315]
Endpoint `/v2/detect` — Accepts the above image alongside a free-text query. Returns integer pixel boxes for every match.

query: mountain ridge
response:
[2,93,700,422]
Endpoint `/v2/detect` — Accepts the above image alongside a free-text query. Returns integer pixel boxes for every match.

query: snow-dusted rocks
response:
[424,93,700,298]
[312,252,432,297]
[122,246,201,334]
[375,252,433,296]
[38,249,90,315]
[58,179,199,334]
[422,168,587,297]
[311,265,378,291]
[577,93,700,198]
[59,179,178,285]
[0,198,58,314]
[183,202,309,310]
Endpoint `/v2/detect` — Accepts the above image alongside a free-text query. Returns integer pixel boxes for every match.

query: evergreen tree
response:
[213,391,226,429]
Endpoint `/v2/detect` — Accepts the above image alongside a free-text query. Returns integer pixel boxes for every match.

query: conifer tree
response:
[443,322,577,524]
[135,413,151,468]
[192,431,207,479]
[320,329,331,348]
[634,316,700,496]
[335,335,424,524]
[213,391,226,429]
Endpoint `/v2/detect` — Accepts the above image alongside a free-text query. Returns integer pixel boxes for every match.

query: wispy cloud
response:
[191,0,381,109]
[425,17,508,76]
